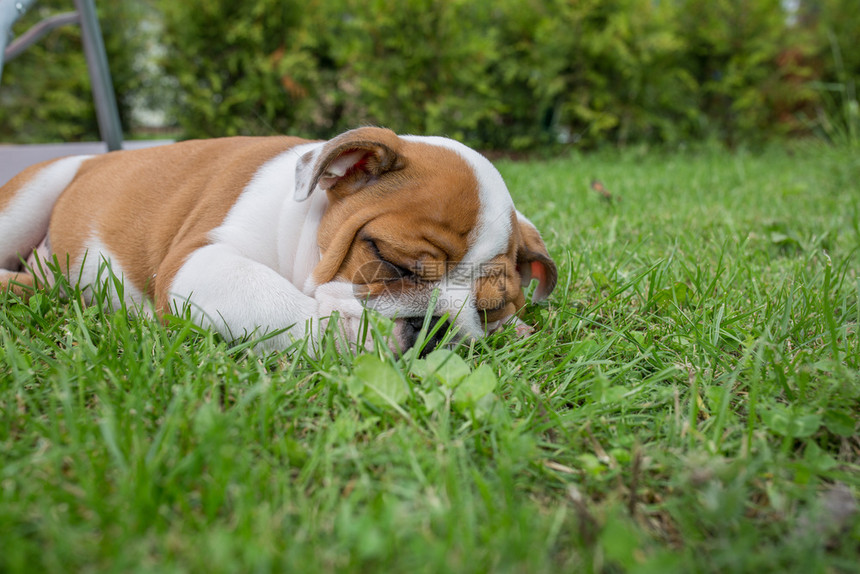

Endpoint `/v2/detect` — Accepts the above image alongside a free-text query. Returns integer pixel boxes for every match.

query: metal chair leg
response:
[1,0,123,151]
[0,0,37,81]
[74,0,122,151]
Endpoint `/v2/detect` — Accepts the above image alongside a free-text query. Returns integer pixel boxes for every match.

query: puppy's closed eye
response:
[365,238,417,281]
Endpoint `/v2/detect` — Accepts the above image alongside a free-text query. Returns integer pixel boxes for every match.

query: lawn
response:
[1,143,858,573]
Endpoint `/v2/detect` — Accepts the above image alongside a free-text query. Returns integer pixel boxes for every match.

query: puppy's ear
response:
[294,127,406,201]
[515,212,557,301]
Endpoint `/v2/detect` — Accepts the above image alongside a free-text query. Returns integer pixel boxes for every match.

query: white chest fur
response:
[208,143,329,294]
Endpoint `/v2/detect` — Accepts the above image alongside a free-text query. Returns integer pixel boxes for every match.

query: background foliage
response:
[0,0,147,142]
[2,141,858,574]
[0,0,858,149]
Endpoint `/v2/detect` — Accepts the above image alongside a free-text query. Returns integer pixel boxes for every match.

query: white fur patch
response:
[76,235,150,314]
[398,136,516,339]
[168,243,320,350]
[0,156,92,270]
[209,143,327,291]
[211,136,515,346]
[179,143,344,350]
[401,136,513,265]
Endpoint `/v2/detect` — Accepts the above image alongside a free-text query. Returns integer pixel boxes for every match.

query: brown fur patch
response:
[473,211,557,325]
[473,212,524,323]
[515,215,557,301]
[0,158,61,213]
[47,137,308,311]
[313,140,481,287]
[0,270,35,300]
[4,131,555,330]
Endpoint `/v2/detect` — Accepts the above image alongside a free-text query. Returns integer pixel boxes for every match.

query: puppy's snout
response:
[401,316,450,356]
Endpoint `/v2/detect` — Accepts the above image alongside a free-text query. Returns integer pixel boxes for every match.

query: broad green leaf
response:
[424,349,470,388]
[419,388,446,413]
[452,364,498,409]
[760,404,821,438]
[28,293,48,314]
[650,282,692,310]
[823,409,856,437]
[803,441,837,472]
[408,357,430,380]
[785,414,822,438]
[351,355,407,408]
[577,453,606,476]
[344,374,365,397]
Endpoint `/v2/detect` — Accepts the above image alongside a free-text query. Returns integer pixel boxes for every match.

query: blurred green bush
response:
[0,0,856,149]
[0,0,146,143]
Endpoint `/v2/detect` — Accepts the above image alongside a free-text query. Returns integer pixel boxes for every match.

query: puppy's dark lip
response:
[397,315,454,356]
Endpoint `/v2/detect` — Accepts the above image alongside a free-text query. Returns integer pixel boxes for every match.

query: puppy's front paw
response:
[486,315,535,338]
[314,280,369,346]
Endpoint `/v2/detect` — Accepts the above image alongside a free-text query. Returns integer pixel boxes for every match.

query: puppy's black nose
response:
[402,316,450,356]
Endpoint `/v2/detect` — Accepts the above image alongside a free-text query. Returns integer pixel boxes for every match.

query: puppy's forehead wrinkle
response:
[401,136,514,269]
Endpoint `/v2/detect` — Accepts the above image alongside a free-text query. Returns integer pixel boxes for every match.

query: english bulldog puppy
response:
[0,127,556,352]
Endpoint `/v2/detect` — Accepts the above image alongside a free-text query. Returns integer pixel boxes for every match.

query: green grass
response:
[2,143,859,573]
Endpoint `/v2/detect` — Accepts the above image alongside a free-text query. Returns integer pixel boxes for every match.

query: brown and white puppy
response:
[0,127,556,352]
